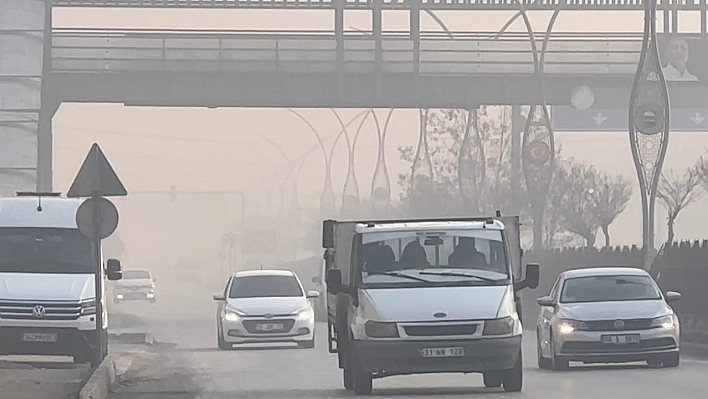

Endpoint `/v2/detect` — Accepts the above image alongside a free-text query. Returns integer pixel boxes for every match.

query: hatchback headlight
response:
[81,299,97,316]
[365,321,399,338]
[293,307,314,320]
[224,308,245,322]
[651,315,676,329]
[482,316,515,336]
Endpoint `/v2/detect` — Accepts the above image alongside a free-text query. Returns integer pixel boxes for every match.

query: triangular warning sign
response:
[67,143,127,198]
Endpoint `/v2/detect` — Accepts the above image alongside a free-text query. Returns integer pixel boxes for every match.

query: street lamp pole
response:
[628,0,670,270]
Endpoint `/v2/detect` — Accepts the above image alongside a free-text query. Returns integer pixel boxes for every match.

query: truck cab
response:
[323,217,539,395]
[0,193,122,366]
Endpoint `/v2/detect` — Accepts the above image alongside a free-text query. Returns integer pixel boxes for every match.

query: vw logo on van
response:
[614,320,625,331]
[433,312,447,318]
[32,305,46,319]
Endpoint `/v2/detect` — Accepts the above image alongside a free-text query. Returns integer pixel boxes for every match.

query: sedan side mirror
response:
[537,296,556,307]
[306,290,320,299]
[106,259,122,281]
[665,291,681,303]
[213,293,226,301]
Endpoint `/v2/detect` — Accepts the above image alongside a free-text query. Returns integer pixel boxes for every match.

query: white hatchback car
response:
[213,270,319,349]
[536,267,681,370]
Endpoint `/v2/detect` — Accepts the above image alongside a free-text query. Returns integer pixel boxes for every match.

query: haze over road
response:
[108,288,708,399]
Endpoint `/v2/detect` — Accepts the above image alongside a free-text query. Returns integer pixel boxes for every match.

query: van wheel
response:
[502,350,523,392]
[89,349,103,368]
[351,353,373,395]
[483,372,503,388]
[73,353,89,364]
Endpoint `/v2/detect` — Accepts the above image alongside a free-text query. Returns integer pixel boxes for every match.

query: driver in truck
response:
[323,216,539,395]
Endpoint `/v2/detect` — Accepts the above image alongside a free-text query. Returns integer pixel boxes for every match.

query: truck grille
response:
[404,323,478,337]
[0,300,82,321]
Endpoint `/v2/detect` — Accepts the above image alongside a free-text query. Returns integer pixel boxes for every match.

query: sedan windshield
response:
[361,230,509,286]
[229,275,303,298]
[122,270,151,280]
[560,275,662,303]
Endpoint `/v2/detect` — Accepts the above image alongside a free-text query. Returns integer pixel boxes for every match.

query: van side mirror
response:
[106,259,122,281]
[326,269,342,294]
[537,296,556,307]
[665,291,681,303]
[322,220,335,249]
[515,263,539,291]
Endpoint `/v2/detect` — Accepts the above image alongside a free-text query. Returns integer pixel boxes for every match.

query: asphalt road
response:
[108,288,708,399]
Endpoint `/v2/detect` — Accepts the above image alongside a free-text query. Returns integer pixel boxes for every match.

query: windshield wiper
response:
[418,270,500,282]
[367,271,433,283]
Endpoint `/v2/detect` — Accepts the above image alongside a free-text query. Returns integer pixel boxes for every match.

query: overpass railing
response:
[52,29,649,76]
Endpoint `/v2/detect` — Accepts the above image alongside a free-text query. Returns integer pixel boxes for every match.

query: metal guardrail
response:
[51,29,650,75]
[50,0,708,11]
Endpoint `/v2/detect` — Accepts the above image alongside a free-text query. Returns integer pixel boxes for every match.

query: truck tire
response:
[351,353,373,395]
[502,350,523,392]
[483,372,503,388]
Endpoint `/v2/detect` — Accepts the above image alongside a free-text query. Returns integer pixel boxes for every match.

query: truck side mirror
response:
[106,259,122,281]
[516,263,539,291]
[322,220,335,249]
[326,269,342,294]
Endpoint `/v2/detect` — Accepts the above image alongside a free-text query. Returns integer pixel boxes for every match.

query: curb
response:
[79,356,116,399]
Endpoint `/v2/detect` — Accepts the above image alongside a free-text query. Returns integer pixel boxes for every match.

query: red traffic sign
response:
[527,141,551,166]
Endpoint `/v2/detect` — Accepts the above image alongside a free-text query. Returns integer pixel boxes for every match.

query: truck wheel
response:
[663,353,680,368]
[483,372,503,388]
[502,350,523,392]
[351,353,373,395]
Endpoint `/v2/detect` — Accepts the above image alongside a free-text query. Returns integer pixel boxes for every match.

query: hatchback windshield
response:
[0,228,93,274]
[229,275,303,298]
[361,230,509,285]
[122,270,151,280]
[560,275,662,303]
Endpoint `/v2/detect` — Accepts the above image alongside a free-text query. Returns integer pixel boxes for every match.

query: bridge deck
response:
[50,0,708,11]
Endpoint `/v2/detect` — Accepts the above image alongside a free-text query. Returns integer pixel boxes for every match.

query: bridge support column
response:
[335,0,344,102]
[37,0,56,193]
[510,105,524,215]
[0,0,49,196]
[410,0,420,103]
[373,0,382,102]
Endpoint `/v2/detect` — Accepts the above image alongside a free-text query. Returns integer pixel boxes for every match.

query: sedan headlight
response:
[482,316,515,336]
[223,308,246,322]
[557,320,585,334]
[81,299,97,316]
[293,307,314,320]
[365,321,399,338]
[651,315,676,329]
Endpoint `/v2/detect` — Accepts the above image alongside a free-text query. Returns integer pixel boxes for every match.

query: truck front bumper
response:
[352,336,521,377]
[0,327,97,356]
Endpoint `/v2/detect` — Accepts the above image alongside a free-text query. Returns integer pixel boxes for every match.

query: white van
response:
[323,217,539,395]
[0,193,122,366]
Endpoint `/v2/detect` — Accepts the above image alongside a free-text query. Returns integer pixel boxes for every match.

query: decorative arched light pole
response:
[629,0,670,269]
[409,109,435,216]
[515,2,560,250]
[369,109,394,212]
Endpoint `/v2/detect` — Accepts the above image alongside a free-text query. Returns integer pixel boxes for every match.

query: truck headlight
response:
[81,299,97,315]
[482,316,515,336]
[365,321,399,338]
[651,315,676,329]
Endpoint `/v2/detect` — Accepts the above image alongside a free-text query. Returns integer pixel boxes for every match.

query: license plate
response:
[22,333,58,343]
[601,334,640,344]
[256,323,284,332]
[420,347,465,358]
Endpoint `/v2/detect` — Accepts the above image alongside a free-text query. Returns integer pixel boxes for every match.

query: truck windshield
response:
[361,230,509,286]
[0,228,93,274]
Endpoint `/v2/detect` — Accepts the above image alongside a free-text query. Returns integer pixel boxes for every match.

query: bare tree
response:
[556,159,601,247]
[697,155,708,193]
[657,168,702,245]
[589,172,633,247]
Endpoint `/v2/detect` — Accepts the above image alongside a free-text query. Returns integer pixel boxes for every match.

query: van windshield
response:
[0,228,93,274]
[360,230,509,286]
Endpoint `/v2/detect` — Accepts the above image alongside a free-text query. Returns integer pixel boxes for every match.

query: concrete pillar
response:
[510,105,524,215]
[0,0,48,196]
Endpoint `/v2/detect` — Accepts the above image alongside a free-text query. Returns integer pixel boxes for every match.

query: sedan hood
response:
[559,300,670,321]
[226,296,308,316]
[0,273,95,301]
[361,285,509,322]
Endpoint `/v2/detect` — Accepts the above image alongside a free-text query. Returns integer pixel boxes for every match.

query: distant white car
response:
[114,269,156,303]
[213,270,319,350]
[536,267,681,370]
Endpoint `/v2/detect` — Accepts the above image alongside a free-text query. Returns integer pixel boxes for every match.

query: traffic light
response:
[170,185,176,202]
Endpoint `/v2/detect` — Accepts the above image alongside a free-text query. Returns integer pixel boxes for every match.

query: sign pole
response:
[92,159,104,364]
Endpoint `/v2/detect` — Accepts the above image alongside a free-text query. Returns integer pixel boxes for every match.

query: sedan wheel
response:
[537,329,552,370]
[550,335,569,371]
